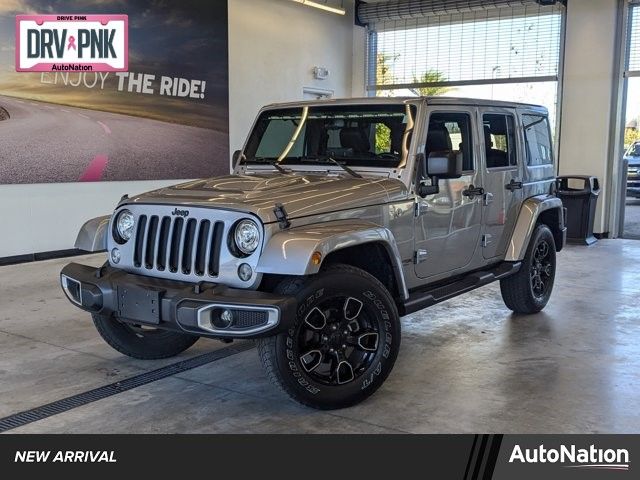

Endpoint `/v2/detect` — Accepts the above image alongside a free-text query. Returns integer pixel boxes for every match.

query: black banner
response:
[0,434,636,478]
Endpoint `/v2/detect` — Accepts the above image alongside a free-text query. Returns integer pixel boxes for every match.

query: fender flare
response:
[505,195,564,261]
[257,220,409,300]
[74,215,110,252]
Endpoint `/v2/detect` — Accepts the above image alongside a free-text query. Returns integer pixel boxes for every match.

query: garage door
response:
[358,0,565,125]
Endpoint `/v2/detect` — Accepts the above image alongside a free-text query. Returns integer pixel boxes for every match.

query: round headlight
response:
[114,209,135,243]
[233,219,260,255]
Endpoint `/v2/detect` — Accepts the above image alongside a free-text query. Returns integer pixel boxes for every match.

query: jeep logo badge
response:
[171,208,189,217]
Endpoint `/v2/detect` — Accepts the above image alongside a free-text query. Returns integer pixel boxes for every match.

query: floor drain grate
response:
[0,341,254,433]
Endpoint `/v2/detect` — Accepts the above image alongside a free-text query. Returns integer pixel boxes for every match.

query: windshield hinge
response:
[414,200,427,217]
[274,203,291,229]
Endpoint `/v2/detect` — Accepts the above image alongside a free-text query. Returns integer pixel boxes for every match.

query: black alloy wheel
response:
[298,295,380,386]
[530,239,553,299]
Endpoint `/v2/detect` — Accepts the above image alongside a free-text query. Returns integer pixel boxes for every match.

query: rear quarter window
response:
[522,114,553,166]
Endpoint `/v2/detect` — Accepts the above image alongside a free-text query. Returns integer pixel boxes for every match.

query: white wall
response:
[558,0,622,234]
[228,0,355,152]
[351,25,367,97]
[0,0,355,258]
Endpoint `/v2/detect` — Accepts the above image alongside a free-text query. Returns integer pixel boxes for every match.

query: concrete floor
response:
[1,240,639,433]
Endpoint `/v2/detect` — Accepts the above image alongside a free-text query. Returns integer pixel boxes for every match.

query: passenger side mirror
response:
[417,151,463,198]
[232,150,243,170]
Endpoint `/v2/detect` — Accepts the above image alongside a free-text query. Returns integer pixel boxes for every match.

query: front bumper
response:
[60,263,297,339]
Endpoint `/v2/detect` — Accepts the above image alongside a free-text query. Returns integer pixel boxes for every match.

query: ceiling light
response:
[292,0,346,15]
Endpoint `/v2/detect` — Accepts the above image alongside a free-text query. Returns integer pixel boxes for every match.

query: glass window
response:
[255,119,304,159]
[522,114,553,166]
[426,112,473,171]
[626,142,640,157]
[244,105,416,169]
[483,114,517,168]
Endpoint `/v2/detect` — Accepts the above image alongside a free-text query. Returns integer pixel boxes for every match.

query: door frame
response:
[413,105,484,280]
[476,106,525,259]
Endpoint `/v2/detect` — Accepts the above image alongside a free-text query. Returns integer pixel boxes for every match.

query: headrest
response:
[485,117,508,135]
[340,127,370,153]
[484,125,493,149]
[426,126,452,153]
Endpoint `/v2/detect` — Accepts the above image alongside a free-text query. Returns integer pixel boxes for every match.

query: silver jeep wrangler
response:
[61,97,566,409]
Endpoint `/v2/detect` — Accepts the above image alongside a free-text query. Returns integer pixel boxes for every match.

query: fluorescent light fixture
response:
[292,0,346,15]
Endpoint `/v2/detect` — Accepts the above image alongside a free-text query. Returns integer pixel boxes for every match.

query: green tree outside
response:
[409,70,452,97]
[625,127,640,149]
[373,59,451,152]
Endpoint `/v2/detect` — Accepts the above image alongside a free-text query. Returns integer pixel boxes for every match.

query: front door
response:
[414,108,483,279]
[478,109,524,259]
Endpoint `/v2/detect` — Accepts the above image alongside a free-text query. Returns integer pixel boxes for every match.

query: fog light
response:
[238,263,252,281]
[211,308,234,329]
[110,247,121,264]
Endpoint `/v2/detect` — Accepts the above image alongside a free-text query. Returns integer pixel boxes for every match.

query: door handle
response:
[462,185,484,199]
[506,179,523,191]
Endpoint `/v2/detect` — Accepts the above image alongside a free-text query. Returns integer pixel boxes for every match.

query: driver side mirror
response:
[232,150,243,170]
[418,151,463,197]
[427,151,462,179]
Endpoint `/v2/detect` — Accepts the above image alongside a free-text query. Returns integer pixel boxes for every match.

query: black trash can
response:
[556,176,600,245]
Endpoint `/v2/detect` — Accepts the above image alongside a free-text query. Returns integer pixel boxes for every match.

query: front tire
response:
[92,314,199,359]
[500,224,557,314]
[257,264,401,410]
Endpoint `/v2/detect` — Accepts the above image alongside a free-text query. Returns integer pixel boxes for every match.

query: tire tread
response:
[92,314,198,360]
[257,264,399,409]
[500,224,556,314]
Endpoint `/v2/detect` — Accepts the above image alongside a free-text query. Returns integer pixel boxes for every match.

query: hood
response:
[125,172,409,223]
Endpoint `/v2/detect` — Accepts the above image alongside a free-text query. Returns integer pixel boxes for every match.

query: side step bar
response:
[400,262,521,316]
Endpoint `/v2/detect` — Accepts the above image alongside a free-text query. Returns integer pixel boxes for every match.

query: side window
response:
[483,114,517,168]
[523,114,553,166]
[426,112,473,172]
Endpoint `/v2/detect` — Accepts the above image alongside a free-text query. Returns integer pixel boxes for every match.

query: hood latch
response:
[274,203,291,229]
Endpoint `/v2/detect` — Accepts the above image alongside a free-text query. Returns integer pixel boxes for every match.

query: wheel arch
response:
[322,242,405,303]
[505,195,566,261]
[75,215,110,252]
[256,221,409,301]
[536,208,565,253]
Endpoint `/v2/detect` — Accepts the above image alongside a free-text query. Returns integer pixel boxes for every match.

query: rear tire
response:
[500,224,556,314]
[257,264,401,410]
[92,314,199,360]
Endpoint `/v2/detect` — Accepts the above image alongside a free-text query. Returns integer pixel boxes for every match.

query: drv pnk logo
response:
[16,14,128,72]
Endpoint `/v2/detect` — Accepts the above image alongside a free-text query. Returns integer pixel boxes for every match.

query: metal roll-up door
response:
[363,0,566,108]
[358,0,554,26]
[627,1,640,78]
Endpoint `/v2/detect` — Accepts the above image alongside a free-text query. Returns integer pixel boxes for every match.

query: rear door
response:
[414,107,483,279]
[478,108,524,260]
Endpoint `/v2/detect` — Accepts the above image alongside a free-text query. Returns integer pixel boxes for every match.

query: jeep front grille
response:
[108,204,263,288]
[133,215,224,278]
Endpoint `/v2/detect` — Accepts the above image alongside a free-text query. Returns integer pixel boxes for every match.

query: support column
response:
[558,0,626,235]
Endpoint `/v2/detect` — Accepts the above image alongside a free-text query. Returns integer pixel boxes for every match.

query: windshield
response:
[243,104,416,169]
[626,143,640,157]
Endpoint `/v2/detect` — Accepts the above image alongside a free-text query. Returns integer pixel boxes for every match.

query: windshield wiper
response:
[300,156,362,178]
[248,157,290,174]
